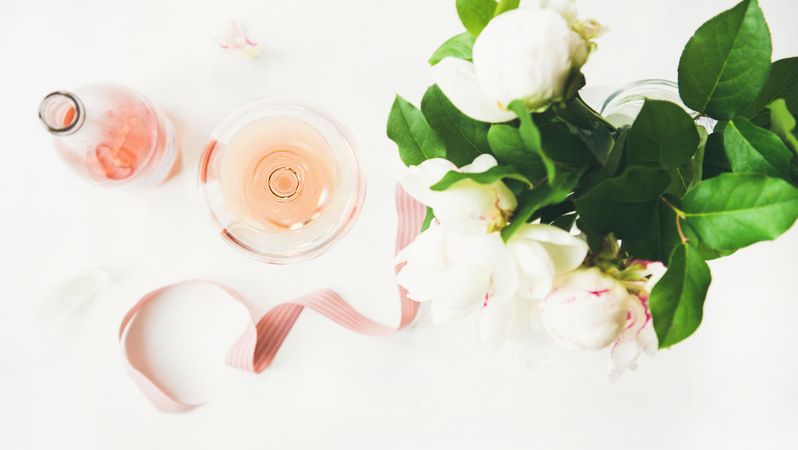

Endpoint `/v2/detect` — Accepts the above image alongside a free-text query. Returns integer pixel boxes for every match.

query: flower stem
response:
[660,196,686,218]
[661,196,688,244]
[674,213,688,244]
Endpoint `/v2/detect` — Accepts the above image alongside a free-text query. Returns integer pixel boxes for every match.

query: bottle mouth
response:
[39,91,85,136]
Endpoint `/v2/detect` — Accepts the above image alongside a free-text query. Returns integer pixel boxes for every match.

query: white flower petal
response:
[461,154,499,173]
[395,225,448,302]
[507,301,578,368]
[433,261,491,310]
[609,298,658,381]
[473,8,589,109]
[431,181,515,232]
[643,261,667,292]
[213,20,262,59]
[508,240,555,301]
[37,268,112,323]
[637,324,658,356]
[431,57,517,123]
[609,338,640,381]
[540,268,630,351]
[479,296,516,346]
[510,224,588,274]
[400,158,457,206]
[402,154,517,232]
[431,302,473,325]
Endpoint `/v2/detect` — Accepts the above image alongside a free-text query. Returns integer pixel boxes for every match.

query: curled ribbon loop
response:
[119,187,426,412]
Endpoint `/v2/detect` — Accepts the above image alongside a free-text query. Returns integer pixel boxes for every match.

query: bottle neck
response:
[39,91,85,136]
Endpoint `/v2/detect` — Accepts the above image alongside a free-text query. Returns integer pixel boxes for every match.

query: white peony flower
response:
[395,224,518,341]
[507,223,589,301]
[539,268,634,351]
[401,154,516,233]
[432,4,601,123]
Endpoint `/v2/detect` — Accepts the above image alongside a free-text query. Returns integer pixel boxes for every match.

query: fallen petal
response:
[37,268,112,323]
[213,20,263,59]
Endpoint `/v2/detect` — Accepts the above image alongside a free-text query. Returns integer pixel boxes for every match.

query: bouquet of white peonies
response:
[387,0,798,377]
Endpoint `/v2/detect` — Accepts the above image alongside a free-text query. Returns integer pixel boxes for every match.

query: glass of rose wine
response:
[198,98,366,263]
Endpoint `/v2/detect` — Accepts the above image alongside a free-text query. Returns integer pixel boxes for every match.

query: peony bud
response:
[540,268,632,351]
[432,5,601,123]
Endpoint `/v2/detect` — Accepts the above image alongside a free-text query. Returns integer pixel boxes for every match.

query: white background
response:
[2,0,797,448]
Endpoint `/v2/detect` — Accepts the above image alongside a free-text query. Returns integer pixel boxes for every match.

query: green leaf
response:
[683,173,798,251]
[742,57,798,122]
[573,167,671,239]
[768,99,798,154]
[702,131,731,179]
[428,32,475,65]
[420,207,435,232]
[622,197,680,262]
[553,95,616,132]
[691,126,709,186]
[387,96,446,166]
[502,171,580,241]
[683,223,736,261]
[493,0,520,16]
[664,167,692,198]
[677,0,772,119]
[666,125,710,197]
[430,165,532,191]
[628,99,700,169]
[487,124,546,180]
[582,127,629,190]
[576,217,603,252]
[723,117,793,179]
[508,100,557,183]
[649,243,712,348]
[421,84,491,166]
[456,0,498,36]
[539,122,595,168]
[561,122,613,165]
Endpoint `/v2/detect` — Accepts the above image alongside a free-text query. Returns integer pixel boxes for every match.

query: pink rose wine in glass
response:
[199,98,365,263]
[39,83,178,187]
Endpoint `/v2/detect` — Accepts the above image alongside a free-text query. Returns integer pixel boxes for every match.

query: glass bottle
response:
[38,83,178,187]
[600,79,716,131]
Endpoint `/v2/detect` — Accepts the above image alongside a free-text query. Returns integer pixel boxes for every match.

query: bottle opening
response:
[39,91,84,136]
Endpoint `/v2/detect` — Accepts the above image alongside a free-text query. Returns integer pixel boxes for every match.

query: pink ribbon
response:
[119,187,426,412]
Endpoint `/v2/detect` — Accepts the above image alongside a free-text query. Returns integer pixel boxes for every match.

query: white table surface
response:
[2,0,798,448]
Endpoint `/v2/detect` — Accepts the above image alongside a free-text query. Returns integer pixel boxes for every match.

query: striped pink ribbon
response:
[119,187,426,413]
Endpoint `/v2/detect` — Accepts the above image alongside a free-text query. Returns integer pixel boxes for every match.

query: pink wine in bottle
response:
[39,83,178,187]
